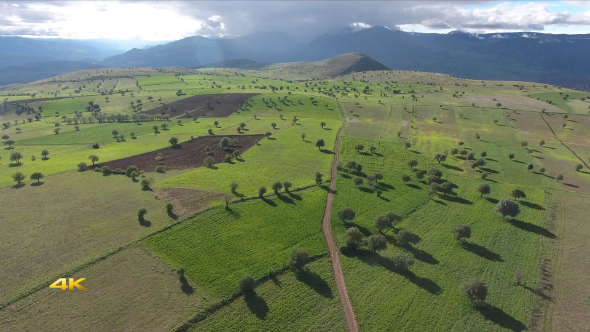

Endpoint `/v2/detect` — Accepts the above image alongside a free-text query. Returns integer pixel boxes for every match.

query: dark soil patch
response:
[90,134,264,172]
[143,93,259,118]
[153,187,232,217]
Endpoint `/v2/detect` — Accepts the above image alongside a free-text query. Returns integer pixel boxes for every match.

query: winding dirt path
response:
[322,99,359,332]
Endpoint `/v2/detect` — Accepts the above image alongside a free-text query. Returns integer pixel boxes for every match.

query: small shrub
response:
[101,166,111,175]
[155,165,165,173]
[392,252,415,270]
[77,162,87,172]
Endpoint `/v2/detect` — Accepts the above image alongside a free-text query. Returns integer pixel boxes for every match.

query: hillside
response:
[0,61,104,86]
[259,53,390,79]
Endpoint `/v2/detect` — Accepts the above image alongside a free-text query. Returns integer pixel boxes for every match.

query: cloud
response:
[0,1,589,40]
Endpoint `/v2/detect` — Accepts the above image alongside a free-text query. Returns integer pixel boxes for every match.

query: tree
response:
[88,155,99,165]
[283,181,292,192]
[374,173,383,182]
[102,166,111,175]
[166,203,174,215]
[77,162,87,172]
[404,142,411,149]
[320,121,326,128]
[471,158,485,169]
[214,120,219,127]
[141,179,151,190]
[271,122,277,129]
[481,151,487,158]
[393,252,415,270]
[354,144,364,152]
[204,156,214,167]
[126,166,138,177]
[315,139,325,150]
[238,275,255,293]
[540,140,545,146]
[521,141,528,148]
[451,148,459,156]
[509,153,515,160]
[301,133,306,141]
[477,183,491,197]
[112,130,118,137]
[373,215,391,233]
[258,186,267,198]
[30,172,43,183]
[402,174,411,183]
[539,167,546,174]
[41,149,49,159]
[467,152,475,161]
[168,137,179,147]
[288,248,309,270]
[12,172,25,185]
[527,164,534,172]
[271,181,283,194]
[575,164,584,172]
[367,234,387,252]
[462,279,487,304]
[130,171,139,181]
[370,146,376,153]
[495,198,520,219]
[240,122,246,129]
[315,171,323,184]
[232,150,241,159]
[220,137,231,149]
[138,208,147,222]
[407,159,418,169]
[397,230,419,246]
[353,176,363,186]
[230,182,239,194]
[346,227,363,245]
[1,134,8,140]
[337,207,356,222]
[476,132,480,140]
[511,189,526,200]
[152,125,159,134]
[452,225,471,241]
[556,174,564,182]
[345,161,357,172]
[9,151,23,163]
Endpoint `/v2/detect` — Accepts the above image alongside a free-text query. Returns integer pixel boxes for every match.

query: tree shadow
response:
[485,158,498,162]
[442,164,463,172]
[377,182,394,190]
[407,246,439,265]
[433,200,447,205]
[480,167,499,174]
[440,195,473,205]
[295,268,333,298]
[139,219,151,227]
[406,183,422,190]
[244,291,269,320]
[9,163,22,167]
[485,197,499,204]
[359,187,374,194]
[476,303,526,332]
[341,173,351,179]
[359,152,371,156]
[563,183,579,188]
[179,275,194,295]
[323,127,332,130]
[344,221,373,237]
[461,241,503,262]
[167,211,178,220]
[409,150,421,154]
[508,219,556,239]
[261,197,277,207]
[373,152,383,157]
[513,160,525,164]
[30,182,44,186]
[519,201,545,210]
[287,192,302,201]
[277,194,295,204]
[319,149,334,154]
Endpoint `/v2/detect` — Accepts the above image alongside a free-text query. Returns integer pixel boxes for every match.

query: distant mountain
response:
[0,61,103,86]
[197,59,269,70]
[0,37,117,69]
[264,53,389,78]
[101,31,301,68]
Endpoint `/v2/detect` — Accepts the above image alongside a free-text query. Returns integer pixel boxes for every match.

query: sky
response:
[1,1,590,42]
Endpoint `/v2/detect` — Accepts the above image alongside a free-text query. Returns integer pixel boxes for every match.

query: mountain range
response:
[2,26,590,91]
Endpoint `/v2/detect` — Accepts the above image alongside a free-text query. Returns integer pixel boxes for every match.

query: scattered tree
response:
[397,230,419,246]
[89,155,99,165]
[509,153,515,160]
[283,181,292,192]
[288,248,309,270]
[556,174,564,182]
[238,275,255,293]
[338,207,356,222]
[452,224,471,241]
[407,159,418,169]
[404,142,411,149]
[477,183,491,197]
[392,252,415,270]
[527,163,534,172]
[12,171,25,185]
[41,149,49,159]
[402,174,411,183]
[575,164,584,172]
[511,189,526,200]
[9,151,23,163]
[353,176,363,186]
[315,171,323,184]
[346,227,363,245]
[495,198,520,219]
[258,186,267,198]
[354,144,364,152]
[77,162,87,172]
[367,234,387,252]
[315,139,325,150]
[138,208,147,222]
[204,156,214,167]
[462,279,488,304]
[169,137,179,147]
[271,181,283,194]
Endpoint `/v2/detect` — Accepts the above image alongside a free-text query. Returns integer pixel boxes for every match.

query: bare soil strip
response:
[321,99,359,332]
[143,93,259,118]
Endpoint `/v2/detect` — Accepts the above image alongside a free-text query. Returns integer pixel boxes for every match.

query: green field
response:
[1,62,589,332]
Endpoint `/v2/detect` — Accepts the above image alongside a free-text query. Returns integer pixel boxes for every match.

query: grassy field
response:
[1,64,589,332]
[186,258,347,332]
[0,246,207,332]
[331,136,548,331]
[0,169,196,306]
[144,187,329,298]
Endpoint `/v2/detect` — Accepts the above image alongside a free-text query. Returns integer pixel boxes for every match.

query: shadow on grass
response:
[277,194,295,204]
[513,160,525,164]
[408,246,439,265]
[261,197,277,207]
[287,191,302,201]
[433,200,447,205]
[442,164,463,172]
[406,183,422,190]
[319,149,334,154]
[519,201,545,210]
[167,211,178,220]
[476,303,526,332]
[8,163,22,167]
[461,241,503,262]
[440,195,473,205]
[30,182,44,186]
[480,167,499,174]
[509,219,556,239]
[344,221,373,237]
[295,268,333,299]
[179,275,194,295]
[139,219,151,227]
[408,150,421,154]
[341,173,351,179]
[563,183,579,188]
[359,187,374,194]
[485,197,499,204]
[244,291,269,319]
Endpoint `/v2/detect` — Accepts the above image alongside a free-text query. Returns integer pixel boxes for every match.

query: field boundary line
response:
[0,205,216,311]
[539,113,590,170]
[321,98,359,332]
